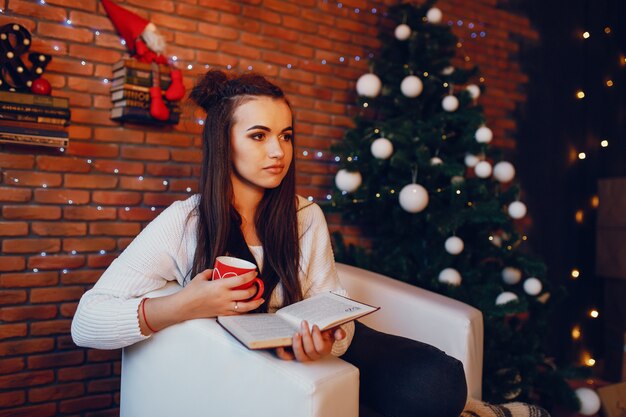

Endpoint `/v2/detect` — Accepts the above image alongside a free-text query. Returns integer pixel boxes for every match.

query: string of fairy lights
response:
[2,1,493,269]
[567,22,625,368]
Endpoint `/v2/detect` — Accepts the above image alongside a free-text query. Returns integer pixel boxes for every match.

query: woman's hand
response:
[141,269,265,335]
[274,321,346,362]
[178,269,265,319]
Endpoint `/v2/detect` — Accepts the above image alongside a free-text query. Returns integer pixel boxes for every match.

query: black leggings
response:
[342,321,468,417]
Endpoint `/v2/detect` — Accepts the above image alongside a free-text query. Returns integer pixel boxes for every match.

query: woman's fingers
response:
[221,270,258,288]
[194,268,214,282]
[312,325,330,353]
[299,321,323,361]
[291,332,310,362]
[219,299,264,316]
[228,287,259,301]
[333,327,345,341]
[275,347,295,361]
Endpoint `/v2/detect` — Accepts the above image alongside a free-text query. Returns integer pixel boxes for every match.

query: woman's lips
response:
[264,165,284,174]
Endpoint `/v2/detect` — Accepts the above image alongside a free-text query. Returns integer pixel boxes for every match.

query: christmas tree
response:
[329,1,583,409]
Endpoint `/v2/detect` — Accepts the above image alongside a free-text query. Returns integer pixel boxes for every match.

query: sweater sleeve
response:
[71,197,197,350]
[297,198,354,357]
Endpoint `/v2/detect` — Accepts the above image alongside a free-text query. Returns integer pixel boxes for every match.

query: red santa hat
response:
[101,0,149,53]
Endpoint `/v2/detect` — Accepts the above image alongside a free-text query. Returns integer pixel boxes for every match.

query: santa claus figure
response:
[101,0,185,120]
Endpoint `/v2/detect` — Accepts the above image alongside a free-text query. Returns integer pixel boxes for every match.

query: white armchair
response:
[120,263,483,417]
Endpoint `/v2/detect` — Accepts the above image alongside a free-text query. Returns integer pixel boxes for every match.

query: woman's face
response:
[230,96,293,194]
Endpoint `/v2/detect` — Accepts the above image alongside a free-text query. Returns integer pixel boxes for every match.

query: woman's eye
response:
[250,133,265,141]
[282,133,293,142]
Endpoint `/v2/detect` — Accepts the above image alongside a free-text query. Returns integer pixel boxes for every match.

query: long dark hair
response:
[188,70,302,311]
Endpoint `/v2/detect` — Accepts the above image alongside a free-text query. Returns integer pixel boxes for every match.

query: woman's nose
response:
[267,137,285,159]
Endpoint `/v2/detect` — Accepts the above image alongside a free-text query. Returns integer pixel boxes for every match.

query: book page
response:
[278,292,377,330]
[218,314,295,344]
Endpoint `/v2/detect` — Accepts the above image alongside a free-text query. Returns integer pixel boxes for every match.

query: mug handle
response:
[248,277,264,301]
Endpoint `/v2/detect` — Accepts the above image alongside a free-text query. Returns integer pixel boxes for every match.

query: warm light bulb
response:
[606,80,614,87]
[582,31,590,39]
[575,209,584,223]
[578,152,586,159]
[601,140,609,147]
[590,309,599,318]
[586,358,596,366]
[571,268,580,279]
[605,27,611,34]
[571,325,581,340]
[363,102,369,108]
[576,90,585,99]
[591,195,599,208]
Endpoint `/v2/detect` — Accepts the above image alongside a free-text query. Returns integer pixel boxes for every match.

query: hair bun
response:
[189,69,229,110]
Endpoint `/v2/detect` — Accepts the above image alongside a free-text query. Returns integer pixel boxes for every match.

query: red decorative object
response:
[149,86,169,121]
[101,0,149,54]
[102,0,186,124]
[30,77,52,95]
[165,69,185,101]
[0,23,52,92]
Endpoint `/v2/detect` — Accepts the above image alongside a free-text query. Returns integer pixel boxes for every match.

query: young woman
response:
[72,70,351,361]
[72,70,467,416]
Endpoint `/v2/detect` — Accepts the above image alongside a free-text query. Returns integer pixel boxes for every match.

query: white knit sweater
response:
[71,195,354,356]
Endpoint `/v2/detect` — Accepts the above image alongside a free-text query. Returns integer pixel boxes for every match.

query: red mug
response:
[211,256,264,301]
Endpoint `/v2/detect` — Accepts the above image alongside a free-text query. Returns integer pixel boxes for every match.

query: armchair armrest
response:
[336,262,484,400]
[120,282,359,417]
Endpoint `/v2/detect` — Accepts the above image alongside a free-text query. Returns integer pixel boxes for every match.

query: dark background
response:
[514,0,625,373]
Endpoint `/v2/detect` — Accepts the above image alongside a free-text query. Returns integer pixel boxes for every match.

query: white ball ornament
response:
[394,24,411,40]
[451,176,465,186]
[438,268,462,286]
[400,75,423,98]
[430,156,443,166]
[575,387,601,416]
[426,7,443,24]
[399,183,429,213]
[493,161,516,183]
[466,84,481,100]
[475,126,493,143]
[445,236,464,255]
[502,267,522,285]
[335,169,362,193]
[523,277,542,296]
[371,137,394,159]
[442,95,459,112]
[508,201,527,219]
[496,291,519,306]
[442,66,455,75]
[491,235,503,247]
[474,161,493,178]
[356,73,382,98]
[464,154,479,168]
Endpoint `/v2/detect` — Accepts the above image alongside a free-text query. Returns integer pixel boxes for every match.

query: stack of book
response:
[110,59,181,124]
[0,91,70,148]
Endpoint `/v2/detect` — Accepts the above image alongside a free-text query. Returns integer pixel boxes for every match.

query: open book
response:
[217,292,380,350]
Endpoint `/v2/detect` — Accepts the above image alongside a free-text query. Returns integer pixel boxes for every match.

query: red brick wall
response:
[0,0,537,415]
